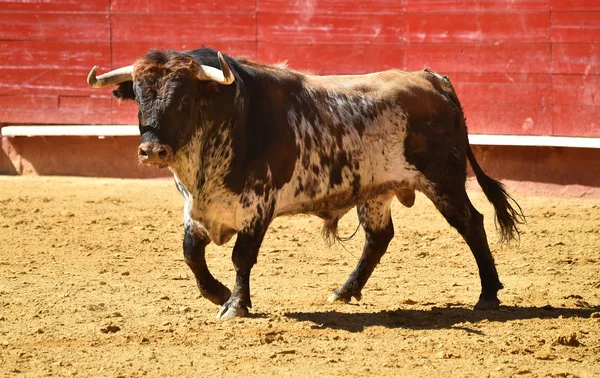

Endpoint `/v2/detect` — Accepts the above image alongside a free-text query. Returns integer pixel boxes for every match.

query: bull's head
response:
[87,51,235,168]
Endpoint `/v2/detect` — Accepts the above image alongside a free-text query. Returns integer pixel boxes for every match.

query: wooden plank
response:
[462,103,552,135]
[257,0,404,14]
[111,13,256,42]
[450,73,552,106]
[0,95,57,124]
[0,13,109,42]
[552,74,600,106]
[552,43,599,75]
[258,42,405,74]
[258,12,404,43]
[111,99,138,125]
[468,134,600,148]
[0,0,109,12]
[405,43,552,74]
[1,125,138,137]
[0,41,111,70]
[0,68,109,96]
[551,0,600,11]
[4,126,599,149]
[110,0,255,12]
[404,0,548,13]
[553,105,600,137]
[551,12,600,43]
[110,41,257,67]
[404,12,550,43]
[0,95,110,124]
[58,96,112,124]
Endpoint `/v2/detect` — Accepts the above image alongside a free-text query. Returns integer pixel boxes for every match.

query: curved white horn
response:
[197,52,235,85]
[87,65,134,88]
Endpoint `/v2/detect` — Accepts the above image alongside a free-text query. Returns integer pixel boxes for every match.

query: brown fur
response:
[133,53,200,84]
[103,47,523,315]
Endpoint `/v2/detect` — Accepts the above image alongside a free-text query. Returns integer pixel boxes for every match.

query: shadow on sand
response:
[285,305,600,333]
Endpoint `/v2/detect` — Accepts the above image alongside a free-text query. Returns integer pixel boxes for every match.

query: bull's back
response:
[275,71,427,215]
[276,69,467,216]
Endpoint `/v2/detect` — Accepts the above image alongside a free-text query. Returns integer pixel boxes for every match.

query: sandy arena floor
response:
[0,176,599,377]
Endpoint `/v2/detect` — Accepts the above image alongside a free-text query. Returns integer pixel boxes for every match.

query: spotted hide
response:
[87,47,524,319]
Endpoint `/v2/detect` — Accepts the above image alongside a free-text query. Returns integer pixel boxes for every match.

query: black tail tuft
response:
[466,143,526,243]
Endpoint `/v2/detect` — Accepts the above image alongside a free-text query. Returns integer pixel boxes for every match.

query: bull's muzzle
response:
[138,142,174,168]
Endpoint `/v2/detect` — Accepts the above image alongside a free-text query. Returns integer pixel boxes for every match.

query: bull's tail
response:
[466,142,525,243]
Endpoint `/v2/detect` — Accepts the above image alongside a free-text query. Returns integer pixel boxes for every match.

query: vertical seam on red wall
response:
[255,0,258,58]
[549,2,554,136]
[109,0,114,124]
[402,0,407,70]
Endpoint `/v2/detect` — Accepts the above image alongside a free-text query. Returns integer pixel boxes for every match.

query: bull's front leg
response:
[183,223,231,305]
[216,226,268,319]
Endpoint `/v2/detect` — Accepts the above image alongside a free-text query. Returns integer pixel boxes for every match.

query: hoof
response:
[474,297,500,310]
[216,301,249,319]
[328,292,349,304]
[327,287,361,303]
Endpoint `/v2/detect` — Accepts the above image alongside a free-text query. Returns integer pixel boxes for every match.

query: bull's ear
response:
[112,81,135,101]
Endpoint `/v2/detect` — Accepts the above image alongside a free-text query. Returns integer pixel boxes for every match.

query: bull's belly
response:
[276,120,420,216]
[190,204,239,246]
[274,174,415,217]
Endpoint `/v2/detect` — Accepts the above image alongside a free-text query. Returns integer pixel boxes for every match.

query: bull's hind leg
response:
[422,183,503,310]
[329,195,395,303]
[183,223,231,305]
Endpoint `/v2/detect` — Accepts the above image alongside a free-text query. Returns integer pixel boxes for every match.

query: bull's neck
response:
[169,122,234,196]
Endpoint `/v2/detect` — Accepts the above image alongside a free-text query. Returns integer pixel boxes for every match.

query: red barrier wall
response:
[1,0,599,136]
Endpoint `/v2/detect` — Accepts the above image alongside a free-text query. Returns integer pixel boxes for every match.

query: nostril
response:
[138,148,148,157]
[158,149,167,159]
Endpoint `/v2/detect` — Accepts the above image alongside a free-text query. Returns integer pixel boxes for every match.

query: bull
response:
[87,47,524,319]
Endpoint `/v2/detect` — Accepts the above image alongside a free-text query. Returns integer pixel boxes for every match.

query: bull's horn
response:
[197,52,235,85]
[87,65,134,88]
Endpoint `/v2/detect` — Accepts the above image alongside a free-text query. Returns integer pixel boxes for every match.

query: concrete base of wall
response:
[469,145,600,198]
[1,136,599,197]
[471,145,600,187]
[1,136,169,178]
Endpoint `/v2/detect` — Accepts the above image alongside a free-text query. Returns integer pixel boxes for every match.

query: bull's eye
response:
[179,96,189,112]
